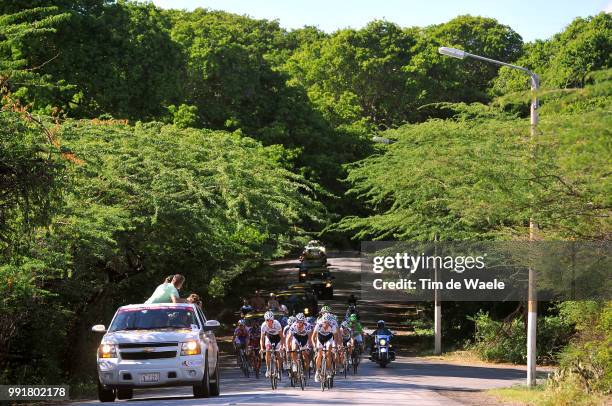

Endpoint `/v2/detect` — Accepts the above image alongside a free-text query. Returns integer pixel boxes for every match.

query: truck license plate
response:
[141,373,160,383]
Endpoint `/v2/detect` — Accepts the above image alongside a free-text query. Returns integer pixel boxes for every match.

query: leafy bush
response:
[470,311,573,364]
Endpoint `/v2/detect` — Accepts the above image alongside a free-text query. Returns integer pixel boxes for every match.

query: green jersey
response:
[348,320,363,335]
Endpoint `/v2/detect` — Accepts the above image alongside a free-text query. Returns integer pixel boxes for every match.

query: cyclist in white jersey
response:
[310,313,338,382]
[317,305,341,367]
[339,320,354,367]
[260,310,284,378]
[286,313,312,376]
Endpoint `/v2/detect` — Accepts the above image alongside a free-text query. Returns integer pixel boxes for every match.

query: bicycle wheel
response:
[343,350,348,379]
[242,351,250,378]
[320,353,326,391]
[270,352,277,390]
[352,347,360,375]
[297,352,305,391]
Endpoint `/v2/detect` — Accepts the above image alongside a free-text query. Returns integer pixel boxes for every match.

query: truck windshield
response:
[109,308,198,332]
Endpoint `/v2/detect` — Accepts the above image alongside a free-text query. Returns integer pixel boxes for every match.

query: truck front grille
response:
[120,351,177,360]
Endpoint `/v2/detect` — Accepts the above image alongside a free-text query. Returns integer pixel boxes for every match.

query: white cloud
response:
[605,1,612,13]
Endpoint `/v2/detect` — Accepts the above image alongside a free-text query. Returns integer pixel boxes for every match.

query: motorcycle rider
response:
[260,311,284,378]
[370,320,395,359]
[240,298,254,317]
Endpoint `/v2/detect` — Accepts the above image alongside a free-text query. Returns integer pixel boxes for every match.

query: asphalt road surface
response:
[72,355,530,406]
[72,252,536,405]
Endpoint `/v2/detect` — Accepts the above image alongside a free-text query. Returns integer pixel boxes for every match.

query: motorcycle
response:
[370,333,395,367]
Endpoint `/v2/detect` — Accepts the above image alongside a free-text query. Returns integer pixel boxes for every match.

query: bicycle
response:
[351,342,362,375]
[318,346,333,391]
[236,346,250,378]
[265,348,282,390]
[288,347,308,390]
[247,346,261,379]
[341,345,351,378]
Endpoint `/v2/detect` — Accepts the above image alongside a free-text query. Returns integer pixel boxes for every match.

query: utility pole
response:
[527,73,539,387]
[434,235,441,355]
[438,47,540,387]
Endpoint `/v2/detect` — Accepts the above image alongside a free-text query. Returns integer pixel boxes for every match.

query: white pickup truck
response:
[92,303,220,402]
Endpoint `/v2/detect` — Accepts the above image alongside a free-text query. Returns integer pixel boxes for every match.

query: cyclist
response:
[286,313,312,377]
[247,319,262,376]
[283,316,297,340]
[283,316,297,369]
[339,320,353,367]
[345,303,359,321]
[311,313,338,383]
[260,310,284,378]
[317,305,341,367]
[233,319,250,355]
[347,314,365,352]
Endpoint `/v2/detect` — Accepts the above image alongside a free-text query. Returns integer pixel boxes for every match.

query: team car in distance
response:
[92,303,220,402]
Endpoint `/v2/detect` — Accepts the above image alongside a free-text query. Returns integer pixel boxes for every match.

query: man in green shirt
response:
[145,274,187,304]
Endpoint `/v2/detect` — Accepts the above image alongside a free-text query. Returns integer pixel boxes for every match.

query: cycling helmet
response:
[377,320,385,329]
[349,314,358,322]
[306,316,316,325]
[238,319,246,326]
[320,305,331,313]
[322,314,335,324]
[264,311,275,321]
[287,316,296,325]
[295,313,306,322]
[341,320,349,328]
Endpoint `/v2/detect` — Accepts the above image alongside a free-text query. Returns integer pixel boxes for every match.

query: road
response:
[72,252,536,405]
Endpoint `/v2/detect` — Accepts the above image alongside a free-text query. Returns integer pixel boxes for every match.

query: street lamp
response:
[438,46,540,387]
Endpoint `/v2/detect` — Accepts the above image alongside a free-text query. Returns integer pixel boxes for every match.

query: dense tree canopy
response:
[1,1,610,387]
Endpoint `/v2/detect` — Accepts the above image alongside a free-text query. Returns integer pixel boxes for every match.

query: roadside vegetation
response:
[0,2,609,403]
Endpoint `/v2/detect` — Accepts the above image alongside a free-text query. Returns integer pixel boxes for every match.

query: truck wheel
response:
[116,388,133,400]
[193,355,211,398]
[97,381,116,403]
[209,355,220,396]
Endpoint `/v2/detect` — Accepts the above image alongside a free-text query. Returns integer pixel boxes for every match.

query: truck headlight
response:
[378,338,387,346]
[300,273,306,278]
[98,343,117,359]
[325,282,332,288]
[304,308,309,315]
[181,341,201,356]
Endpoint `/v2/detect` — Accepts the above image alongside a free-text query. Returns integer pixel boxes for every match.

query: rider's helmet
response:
[295,313,306,322]
[306,316,316,325]
[349,314,358,322]
[341,320,349,329]
[322,314,335,324]
[320,305,331,314]
[238,319,246,326]
[264,311,275,321]
[287,316,296,325]
[377,320,385,329]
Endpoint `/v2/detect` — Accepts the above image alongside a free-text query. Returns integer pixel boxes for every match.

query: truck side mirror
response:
[91,324,106,333]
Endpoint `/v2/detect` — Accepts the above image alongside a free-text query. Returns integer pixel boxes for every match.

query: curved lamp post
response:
[438,46,540,387]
